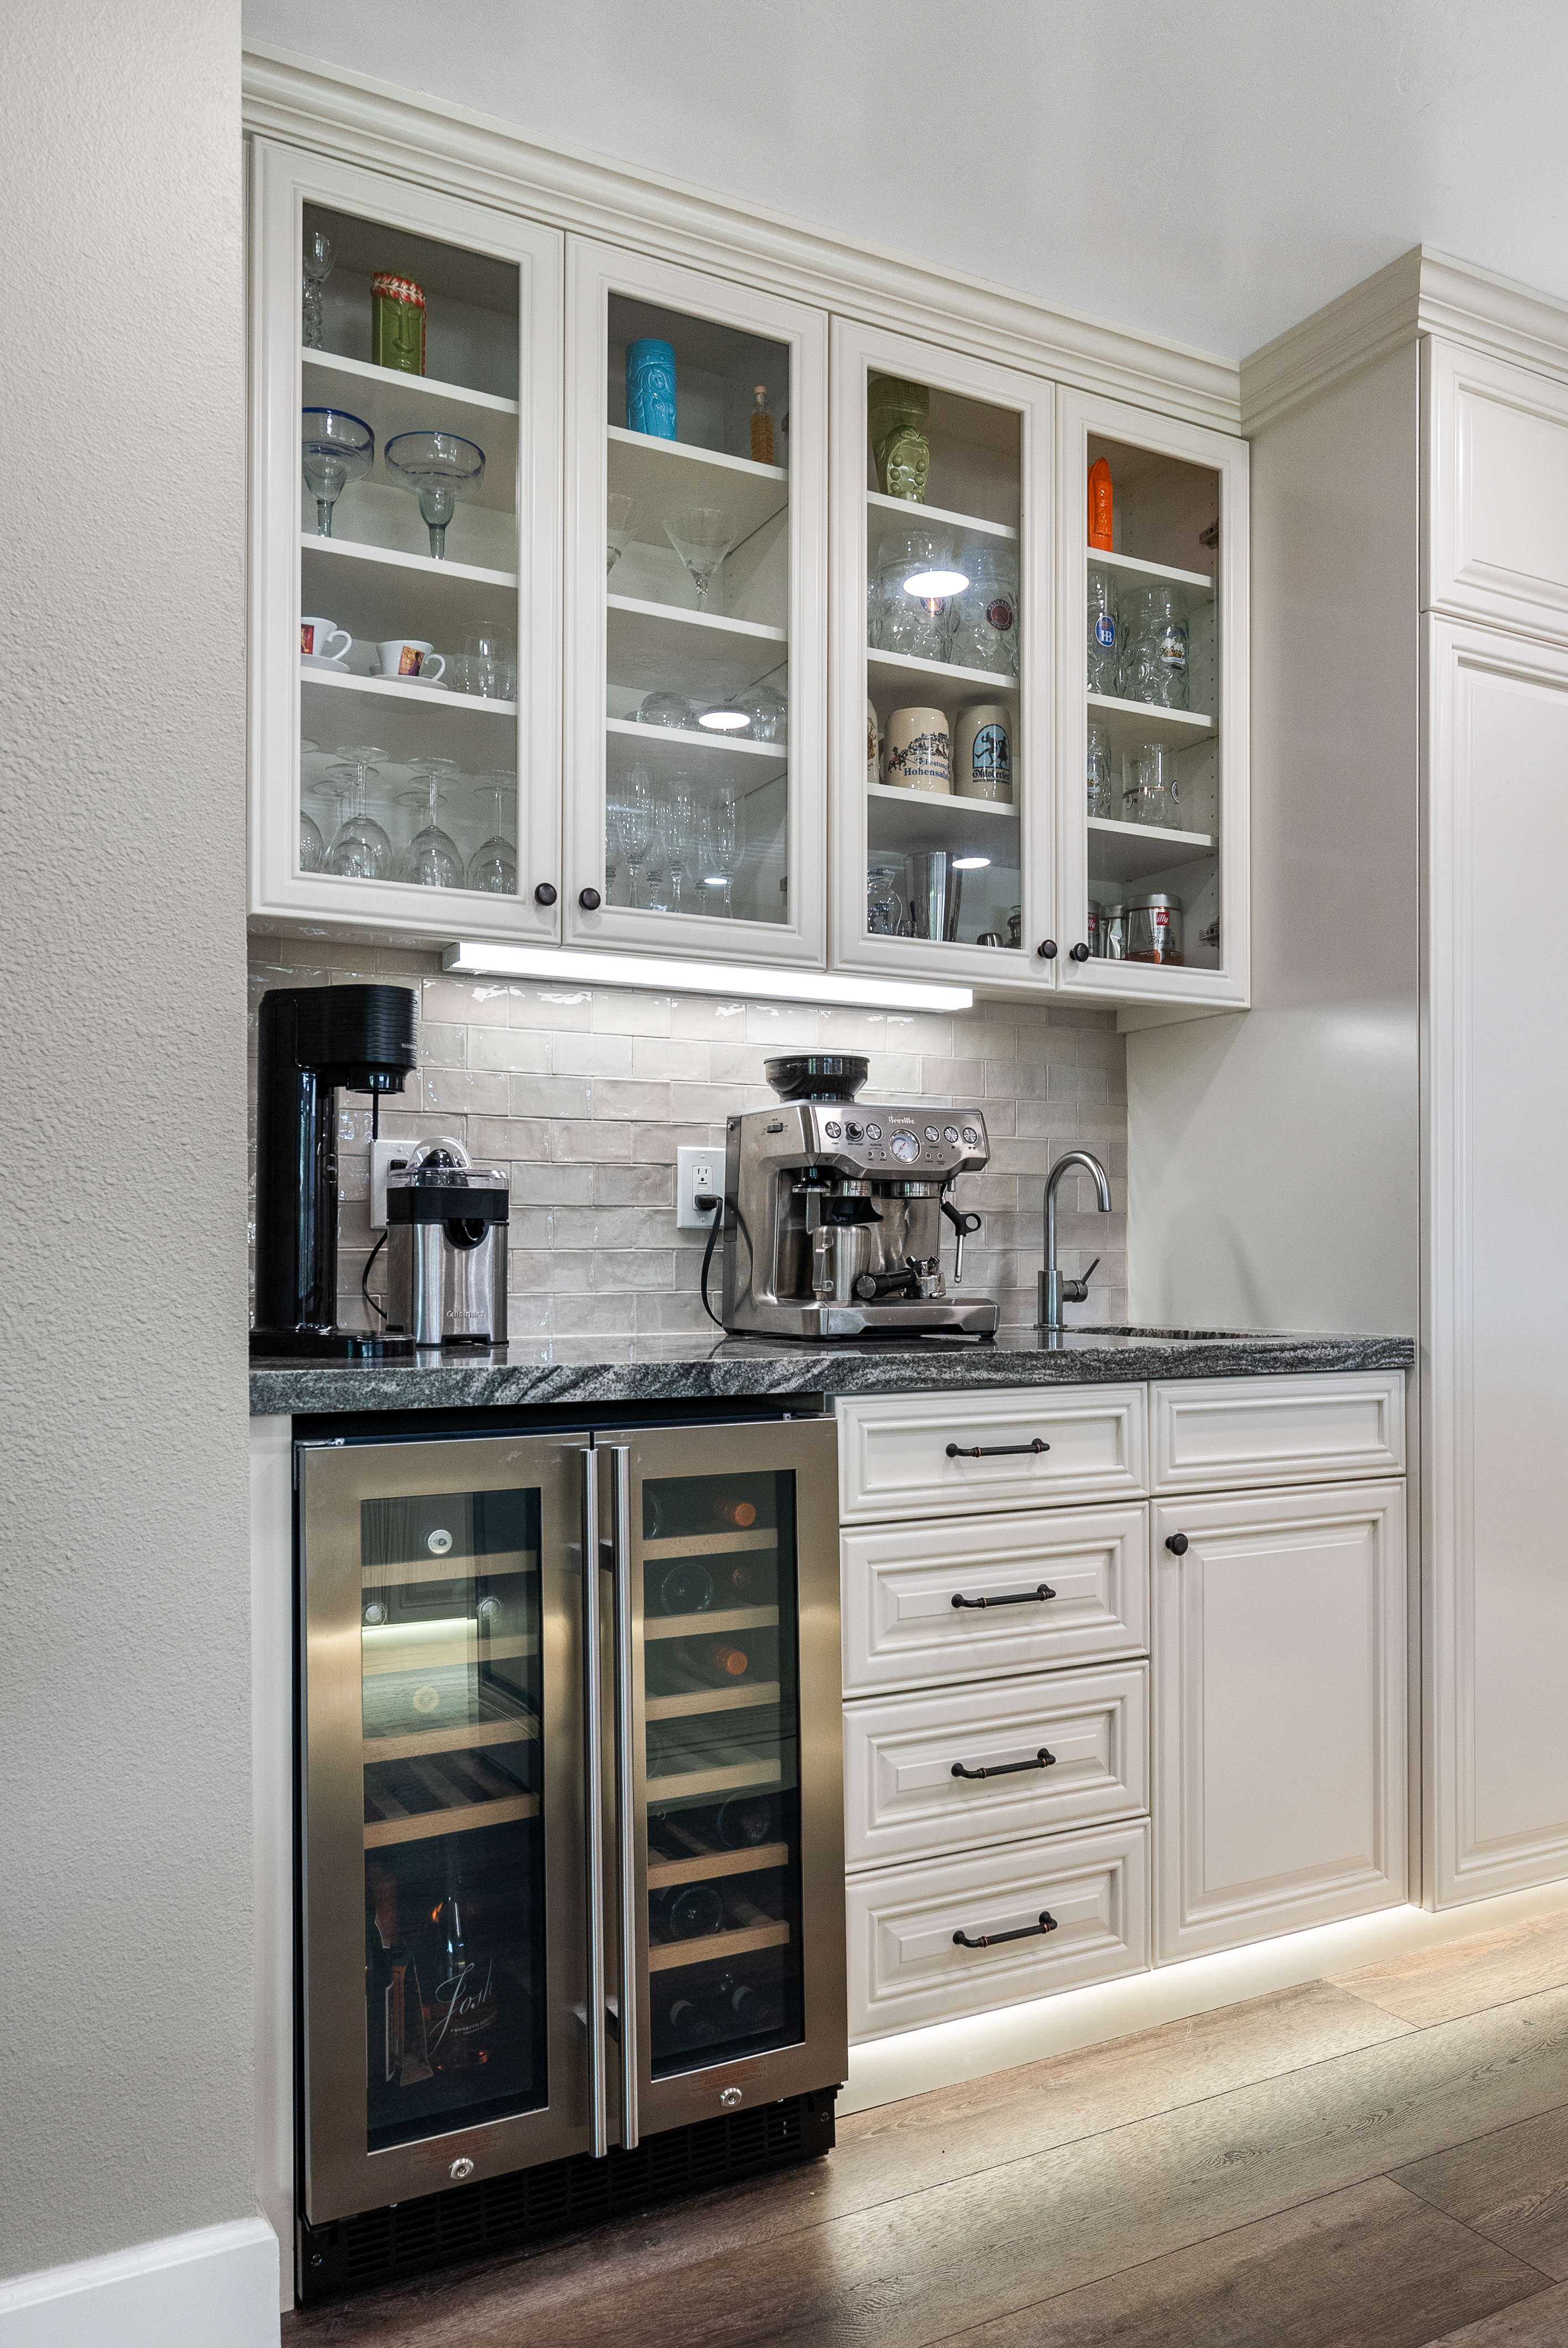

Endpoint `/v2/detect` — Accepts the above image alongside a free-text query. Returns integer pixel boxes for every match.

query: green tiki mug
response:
[868,373,931,502]
[371,272,426,375]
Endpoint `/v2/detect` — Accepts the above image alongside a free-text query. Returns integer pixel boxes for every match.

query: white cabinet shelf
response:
[1088,692,1214,759]
[302,350,520,508]
[303,345,520,417]
[1087,816,1214,884]
[606,715,786,792]
[1088,543,1213,601]
[867,488,1018,544]
[607,591,787,701]
[608,425,788,545]
[301,663,515,717]
[866,782,1018,857]
[299,536,521,646]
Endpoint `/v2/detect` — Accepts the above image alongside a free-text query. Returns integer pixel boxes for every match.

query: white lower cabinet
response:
[847,1820,1152,2041]
[1152,1480,1409,1963]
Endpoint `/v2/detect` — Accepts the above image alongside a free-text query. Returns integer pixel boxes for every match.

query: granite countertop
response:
[250,1326,1415,1415]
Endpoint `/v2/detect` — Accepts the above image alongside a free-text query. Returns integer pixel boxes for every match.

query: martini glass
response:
[398,759,466,887]
[467,772,518,894]
[324,745,393,880]
[302,225,334,349]
[664,504,735,610]
[385,431,486,559]
[301,408,373,538]
[607,492,645,575]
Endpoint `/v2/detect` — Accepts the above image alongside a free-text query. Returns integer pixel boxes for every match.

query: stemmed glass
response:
[299,805,326,873]
[385,431,486,559]
[665,775,701,914]
[604,794,626,905]
[302,408,373,538]
[664,504,735,610]
[617,768,656,908]
[607,492,644,574]
[467,772,518,894]
[324,745,394,879]
[302,225,334,349]
[398,758,466,887]
[702,786,742,919]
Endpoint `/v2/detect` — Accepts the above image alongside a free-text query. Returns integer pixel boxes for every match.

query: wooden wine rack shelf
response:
[646,1840,790,1891]
[645,1757,782,1803]
[360,1548,538,1590]
[643,1604,778,1645]
[359,1630,538,1676]
[642,1528,778,1561]
[363,1791,539,1851]
[362,1712,539,1764]
[648,1919,791,1973]
[644,1680,781,1723]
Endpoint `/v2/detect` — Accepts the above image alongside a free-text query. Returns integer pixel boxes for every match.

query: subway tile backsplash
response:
[247,939,1128,1341]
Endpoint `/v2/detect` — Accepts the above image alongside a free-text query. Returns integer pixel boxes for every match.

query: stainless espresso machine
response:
[718,1055,997,1339]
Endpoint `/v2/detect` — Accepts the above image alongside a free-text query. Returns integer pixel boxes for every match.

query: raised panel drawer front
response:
[1427,339,1568,640]
[1153,1481,1408,1965]
[836,1387,1147,1524]
[848,1819,1150,2040]
[1151,1372,1405,1495]
[842,1503,1149,1695]
[844,1662,1148,1869]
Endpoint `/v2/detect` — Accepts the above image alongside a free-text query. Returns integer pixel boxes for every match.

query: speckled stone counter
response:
[250,1327,1414,1415]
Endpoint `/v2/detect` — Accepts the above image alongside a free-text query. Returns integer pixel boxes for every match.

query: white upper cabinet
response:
[1055,388,1250,1007]
[1425,339,1568,643]
[249,140,562,936]
[829,320,1054,986]
[563,239,828,964]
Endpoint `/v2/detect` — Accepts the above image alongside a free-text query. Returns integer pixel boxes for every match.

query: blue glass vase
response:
[626,337,677,439]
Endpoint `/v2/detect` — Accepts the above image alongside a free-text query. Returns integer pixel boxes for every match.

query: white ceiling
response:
[242,0,1568,364]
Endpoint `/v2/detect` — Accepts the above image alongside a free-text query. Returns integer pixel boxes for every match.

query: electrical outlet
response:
[675,1146,722,1234]
[369,1134,466,1229]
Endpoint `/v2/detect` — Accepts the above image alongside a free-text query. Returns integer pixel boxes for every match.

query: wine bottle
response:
[674,1638,750,1683]
[425,1892,499,2072]
[712,1496,758,1528]
[750,385,775,467]
[653,1561,714,1615]
[715,1793,776,1847]
[724,1561,759,1599]
[662,1994,719,2051]
[728,1979,785,2036]
[651,1881,725,1939]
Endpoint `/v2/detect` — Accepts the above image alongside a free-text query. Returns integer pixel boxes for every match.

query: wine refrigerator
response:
[295,1417,845,2292]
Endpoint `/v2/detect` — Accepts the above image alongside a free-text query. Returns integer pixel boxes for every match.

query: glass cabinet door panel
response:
[251,142,562,940]
[566,240,827,962]
[1056,387,1249,1005]
[831,321,1053,983]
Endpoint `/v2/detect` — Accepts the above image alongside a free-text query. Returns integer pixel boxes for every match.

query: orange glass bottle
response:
[1088,457,1113,551]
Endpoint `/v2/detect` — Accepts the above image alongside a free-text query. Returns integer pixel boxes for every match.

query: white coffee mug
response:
[881,705,951,794]
[376,637,446,682]
[300,616,350,661]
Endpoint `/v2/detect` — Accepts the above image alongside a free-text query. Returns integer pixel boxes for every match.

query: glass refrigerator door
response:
[597,1420,845,2141]
[300,1435,590,2221]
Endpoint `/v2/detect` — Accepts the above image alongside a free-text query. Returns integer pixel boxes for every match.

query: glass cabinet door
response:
[831,320,1053,984]
[250,141,563,939]
[300,1435,589,2221]
[1055,387,1250,1005]
[601,1421,844,2139]
[565,240,827,963]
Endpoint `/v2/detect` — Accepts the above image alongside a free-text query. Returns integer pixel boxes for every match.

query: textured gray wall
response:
[0,3,252,2276]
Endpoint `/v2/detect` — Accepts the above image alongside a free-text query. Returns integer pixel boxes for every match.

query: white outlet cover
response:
[369,1134,466,1229]
[675,1145,723,1233]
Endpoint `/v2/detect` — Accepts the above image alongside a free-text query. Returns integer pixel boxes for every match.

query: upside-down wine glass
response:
[702,786,741,919]
[664,504,735,610]
[302,408,373,538]
[617,767,656,908]
[467,772,518,894]
[665,774,700,914]
[398,758,466,888]
[384,431,486,560]
[324,745,394,880]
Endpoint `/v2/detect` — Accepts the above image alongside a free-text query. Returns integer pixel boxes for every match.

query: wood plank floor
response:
[285,1912,1568,2346]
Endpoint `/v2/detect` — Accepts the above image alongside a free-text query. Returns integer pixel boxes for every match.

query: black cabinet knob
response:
[534,882,558,907]
[578,887,602,911]
[1165,1532,1189,1555]
[1069,942,1090,962]
[1037,939,1058,960]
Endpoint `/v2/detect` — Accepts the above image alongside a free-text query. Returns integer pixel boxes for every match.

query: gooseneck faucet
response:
[1038,1150,1113,1331]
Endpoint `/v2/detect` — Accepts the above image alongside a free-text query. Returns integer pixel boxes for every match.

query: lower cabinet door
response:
[844,1662,1148,1868]
[1153,1480,1408,1965]
[847,1819,1151,2041]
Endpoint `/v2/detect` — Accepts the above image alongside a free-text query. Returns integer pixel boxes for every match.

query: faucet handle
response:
[1060,1254,1101,1304]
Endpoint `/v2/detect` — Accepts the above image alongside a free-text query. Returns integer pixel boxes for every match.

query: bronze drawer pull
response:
[951,1583,1056,1610]
[953,1909,1059,1950]
[951,1747,1056,1780]
[946,1438,1050,1459]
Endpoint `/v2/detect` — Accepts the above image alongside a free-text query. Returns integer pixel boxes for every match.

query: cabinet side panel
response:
[1126,346,1420,1336]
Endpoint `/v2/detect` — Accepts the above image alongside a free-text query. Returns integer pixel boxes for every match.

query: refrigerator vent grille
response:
[311,2090,832,2304]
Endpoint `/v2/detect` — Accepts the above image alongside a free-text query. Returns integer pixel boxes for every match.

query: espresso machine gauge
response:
[716,1055,998,1340]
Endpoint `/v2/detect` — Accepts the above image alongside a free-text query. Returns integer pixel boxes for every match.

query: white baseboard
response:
[842,1875,1568,2116]
[0,2216,278,2347]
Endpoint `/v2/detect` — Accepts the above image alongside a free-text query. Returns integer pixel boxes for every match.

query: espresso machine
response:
[251,984,419,1359]
[718,1055,998,1339]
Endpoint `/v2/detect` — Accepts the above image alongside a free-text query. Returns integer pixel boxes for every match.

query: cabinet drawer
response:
[847,1819,1150,2041]
[844,1662,1148,1869]
[1427,339,1568,641]
[1151,1372,1405,1494]
[842,1503,1148,1695]
[836,1386,1147,1523]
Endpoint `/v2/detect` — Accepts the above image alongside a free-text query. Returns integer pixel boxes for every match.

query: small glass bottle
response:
[750,385,775,466]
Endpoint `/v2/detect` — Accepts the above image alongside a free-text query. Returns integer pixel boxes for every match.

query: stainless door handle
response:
[607,1444,640,2152]
[581,1450,608,2159]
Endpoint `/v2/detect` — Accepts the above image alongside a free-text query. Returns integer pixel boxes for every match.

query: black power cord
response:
[362,1230,388,1324]
[696,1193,724,1327]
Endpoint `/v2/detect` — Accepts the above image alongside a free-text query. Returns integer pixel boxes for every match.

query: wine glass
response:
[642,808,672,912]
[462,620,515,699]
[302,408,373,539]
[398,759,466,887]
[385,431,486,560]
[664,504,735,609]
[324,745,393,879]
[607,492,644,574]
[302,225,333,349]
[467,772,518,894]
[300,806,326,872]
[617,767,656,907]
[666,775,701,914]
[702,786,742,919]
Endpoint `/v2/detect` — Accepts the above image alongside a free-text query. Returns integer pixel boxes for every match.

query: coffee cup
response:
[881,706,951,794]
[300,616,350,662]
[376,638,446,683]
[954,702,1014,801]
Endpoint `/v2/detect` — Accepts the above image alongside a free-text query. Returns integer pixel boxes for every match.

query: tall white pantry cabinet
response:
[1129,249,1568,1914]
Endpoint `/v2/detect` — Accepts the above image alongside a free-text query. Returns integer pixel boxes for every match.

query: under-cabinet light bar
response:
[441,942,973,1013]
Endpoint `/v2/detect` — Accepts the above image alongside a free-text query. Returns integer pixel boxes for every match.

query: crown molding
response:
[1242,245,1568,433]
[242,42,1240,434]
